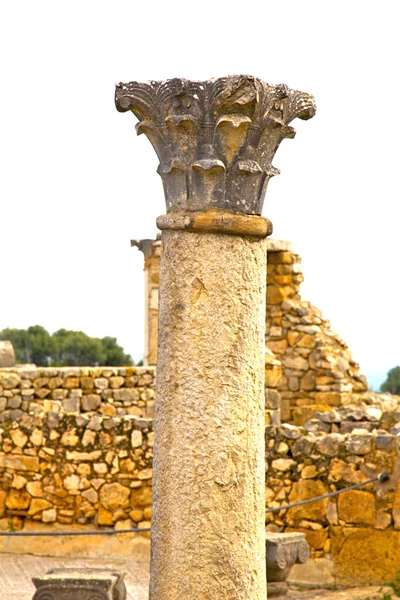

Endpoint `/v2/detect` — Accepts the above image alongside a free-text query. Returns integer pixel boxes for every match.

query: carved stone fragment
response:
[116,76,315,215]
[266,532,309,598]
[32,568,127,600]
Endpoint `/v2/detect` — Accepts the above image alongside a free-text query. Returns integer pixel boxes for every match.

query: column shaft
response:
[150,229,267,600]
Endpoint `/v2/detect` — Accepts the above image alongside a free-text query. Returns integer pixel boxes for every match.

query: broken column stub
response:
[32,569,127,600]
[116,76,315,600]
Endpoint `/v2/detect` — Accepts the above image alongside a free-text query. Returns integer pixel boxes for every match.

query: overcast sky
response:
[1,1,398,389]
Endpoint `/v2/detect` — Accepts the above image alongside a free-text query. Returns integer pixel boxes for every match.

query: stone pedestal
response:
[116,75,315,600]
[32,569,127,600]
[266,532,310,598]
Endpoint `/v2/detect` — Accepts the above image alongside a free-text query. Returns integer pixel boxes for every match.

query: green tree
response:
[0,326,133,367]
[0,325,53,366]
[52,329,106,366]
[380,366,400,395]
[99,336,133,366]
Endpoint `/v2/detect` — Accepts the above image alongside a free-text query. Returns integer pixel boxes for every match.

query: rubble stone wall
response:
[265,244,369,424]
[134,238,369,424]
[0,367,155,532]
[265,423,400,585]
[1,368,400,584]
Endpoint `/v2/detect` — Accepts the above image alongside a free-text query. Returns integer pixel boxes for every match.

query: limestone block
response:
[0,454,39,471]
[0,371,21,389]
[344,433,372,455]
[42,508,57,523]
[130,486,152,509]
[272,458,296,472]
[26,481,43,497]
[10,429,28,447]
[301,465,317,479]
[288,557,334,589]
[0,341,15,367]
[0,490,7,517]
[338,490,375,526]
[265,388,280,410]
[6,489,31,510]
[315,433,343,457]
[288,480,328,521]
[100,483,130,510]
[331,526,400,585]
[328,458,365,484]
[62,397,81,413]
[12,474,27,489]
[28,498,52,515]
[81,394,101,411]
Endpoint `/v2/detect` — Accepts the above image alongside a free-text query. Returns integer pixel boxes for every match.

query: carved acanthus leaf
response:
[115,76,316,214]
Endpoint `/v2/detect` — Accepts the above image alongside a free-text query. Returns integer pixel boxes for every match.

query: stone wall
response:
[133,237,369,424]
[1,365,400,584]
[265,243,368,425]
[265,423,400,586]
[0,367,155,534]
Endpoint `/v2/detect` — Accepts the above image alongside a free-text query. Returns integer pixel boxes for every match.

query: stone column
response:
[116,76,315,600]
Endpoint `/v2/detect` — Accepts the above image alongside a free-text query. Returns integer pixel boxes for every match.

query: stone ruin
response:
[1,75,400,597]
[132,235,376,426]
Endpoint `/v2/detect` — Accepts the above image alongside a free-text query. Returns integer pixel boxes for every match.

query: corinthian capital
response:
[115,76,315,215]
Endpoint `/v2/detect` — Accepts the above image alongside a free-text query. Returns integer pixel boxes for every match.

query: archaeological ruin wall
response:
[133,237,370,425]
[1,366,400,585]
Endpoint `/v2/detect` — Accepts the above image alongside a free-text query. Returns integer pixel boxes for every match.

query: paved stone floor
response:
[0,554,395,600]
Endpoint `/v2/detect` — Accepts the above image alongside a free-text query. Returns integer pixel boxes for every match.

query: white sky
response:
[1,1,399,389]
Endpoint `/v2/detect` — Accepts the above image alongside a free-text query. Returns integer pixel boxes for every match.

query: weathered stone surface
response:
[0,341,15,367]
[393,483,400,530]
[266,531,309,596]
[32,568,127,600]
[131,430,143,448]
[331,527,400,585]
[100,483,131,510]
[272,458,296,472]
[338,490,375,526]
[288,480,328,521]
[149,223,270,600]
[6,489,31,510]
[62,397,81,413]
[0,371,21,389]
[344,433,372,455]
[328,458,365,484]
[0,454,39,471]
[10,429,28,447]
[315,434,343,457]
[26,481,43,497]
[288,557,335,589]
[81,394,101,412]
[28,498,53,515]
[116,76,315,216]
[0,490,7,517]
